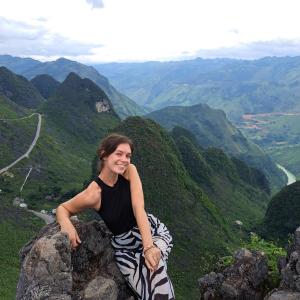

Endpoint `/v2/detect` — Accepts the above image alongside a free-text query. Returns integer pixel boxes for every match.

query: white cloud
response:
[1,0,300,62]
[0,17,101,57]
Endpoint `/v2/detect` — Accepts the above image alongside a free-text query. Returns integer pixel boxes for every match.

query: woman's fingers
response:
[76,232,82,244]
[70,232,81,250]
[149,248,161,265]
[146,254,157,268]
[145,258,154,272]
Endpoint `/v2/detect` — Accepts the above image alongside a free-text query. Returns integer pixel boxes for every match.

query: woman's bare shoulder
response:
[85,180,102,208]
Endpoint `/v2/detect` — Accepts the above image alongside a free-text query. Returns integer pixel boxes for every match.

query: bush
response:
[242,233,286,289]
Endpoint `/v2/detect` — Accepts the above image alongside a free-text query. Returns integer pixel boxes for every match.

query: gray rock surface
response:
[16,219,135,300]
[198,248,268,300]
[265,226,300,300]
[265,291,300,300]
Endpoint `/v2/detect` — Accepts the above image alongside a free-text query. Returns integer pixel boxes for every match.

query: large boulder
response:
[265,227,300,300]
[198,248,268,300]
[16,219,135,300]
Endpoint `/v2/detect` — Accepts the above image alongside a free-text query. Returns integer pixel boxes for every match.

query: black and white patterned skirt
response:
[111,213,175,300]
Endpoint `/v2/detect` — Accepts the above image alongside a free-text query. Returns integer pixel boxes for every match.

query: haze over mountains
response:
[93,56,300,120]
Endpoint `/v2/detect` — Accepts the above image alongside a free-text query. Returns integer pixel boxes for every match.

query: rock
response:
[234,220,243,226]
[198,248,268,299]
[264,290,300,300]
[16,220,135,300]
[267,226,300,299]
[84,276,118,300]
[279,227,300,292]
[13,197,24,206]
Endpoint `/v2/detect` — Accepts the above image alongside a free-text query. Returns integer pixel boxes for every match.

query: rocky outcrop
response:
[16,219,135,300]
[265,227,300,300]
[198,248,268,300]
[198,226,300,300]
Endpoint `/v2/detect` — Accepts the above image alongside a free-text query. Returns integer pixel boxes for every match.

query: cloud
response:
[195,39,300,60]
[0,17,45,41]
[0,17,102,57]
[86,0,104,9]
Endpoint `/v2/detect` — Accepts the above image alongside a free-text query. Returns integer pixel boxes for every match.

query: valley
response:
[238,111,300,180]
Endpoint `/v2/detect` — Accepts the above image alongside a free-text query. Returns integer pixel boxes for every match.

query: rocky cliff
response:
[198,227,300,300]
[16,218,135,300]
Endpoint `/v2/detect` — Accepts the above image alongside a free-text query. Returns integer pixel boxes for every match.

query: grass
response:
[0,210,43,300]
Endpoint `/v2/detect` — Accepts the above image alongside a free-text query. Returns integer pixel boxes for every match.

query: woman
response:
[56,133,175,299]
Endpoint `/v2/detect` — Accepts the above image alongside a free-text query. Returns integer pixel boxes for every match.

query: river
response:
[276,164,297,185]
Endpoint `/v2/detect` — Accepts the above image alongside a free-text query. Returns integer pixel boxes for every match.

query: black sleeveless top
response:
[94,175,137,236]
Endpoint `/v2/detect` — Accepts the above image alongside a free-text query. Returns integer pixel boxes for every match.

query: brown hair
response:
[96,133,134,172]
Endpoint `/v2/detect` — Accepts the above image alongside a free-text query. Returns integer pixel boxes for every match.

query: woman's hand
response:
[144,246,161,272]
[60,223,82,250]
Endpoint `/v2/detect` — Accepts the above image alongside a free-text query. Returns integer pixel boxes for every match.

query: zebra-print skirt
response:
[111,213,175,300]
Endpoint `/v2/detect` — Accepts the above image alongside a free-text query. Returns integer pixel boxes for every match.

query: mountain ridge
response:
[0,55,147,119]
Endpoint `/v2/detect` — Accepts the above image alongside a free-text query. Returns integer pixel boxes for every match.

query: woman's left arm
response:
[125,163,161,271]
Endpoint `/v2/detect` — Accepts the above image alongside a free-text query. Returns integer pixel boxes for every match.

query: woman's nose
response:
[121,156,130,162]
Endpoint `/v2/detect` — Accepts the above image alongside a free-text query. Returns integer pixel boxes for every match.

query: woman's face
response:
[103,143,132,174]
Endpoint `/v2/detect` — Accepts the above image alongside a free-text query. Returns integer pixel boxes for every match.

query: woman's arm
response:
[56,181,101,249]
[126,164,161,271]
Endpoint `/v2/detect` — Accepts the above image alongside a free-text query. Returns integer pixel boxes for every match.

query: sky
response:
[1,0,300,63]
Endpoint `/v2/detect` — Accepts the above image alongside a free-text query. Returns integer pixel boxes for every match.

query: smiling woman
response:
[56,133,175,299]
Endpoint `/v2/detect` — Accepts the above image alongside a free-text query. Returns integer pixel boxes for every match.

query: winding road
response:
[0,113,54,224]
[0,113,42,175]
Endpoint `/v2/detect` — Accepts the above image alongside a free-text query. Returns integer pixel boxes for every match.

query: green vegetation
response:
[93,57,300,119]
[110,116,272,299]
[0,111,38,167]
[260,181,300,244]
[0,55,148,119]
[0,66,44,108]
[39,72,120,144]
[267,145,300,179]
[0,65,276,299]
[241,113,300,179]
[217,233,286,292]
[147,104,285,193]
[0,205,43,300]
[172,127,270,228]
[242,233,286,289]
[31,74,60,99]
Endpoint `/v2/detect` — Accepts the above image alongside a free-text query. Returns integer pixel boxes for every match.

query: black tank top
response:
[94,175,137,235]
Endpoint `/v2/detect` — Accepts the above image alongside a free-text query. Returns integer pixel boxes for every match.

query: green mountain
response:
[110,117,234,298]
[0,68,271,299]
[146,104,285,192]
[0,70,121,214]
[171,127,269,224]
[31,74,60,99]
[0,55,147,119]
[93,57,300,121]
[0,67,45,108]
[260,181,300,243]
[39,72,120,145]
[109,116,272,298]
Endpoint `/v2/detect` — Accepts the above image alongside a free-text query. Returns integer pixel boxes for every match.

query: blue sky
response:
[1,0,300,63]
